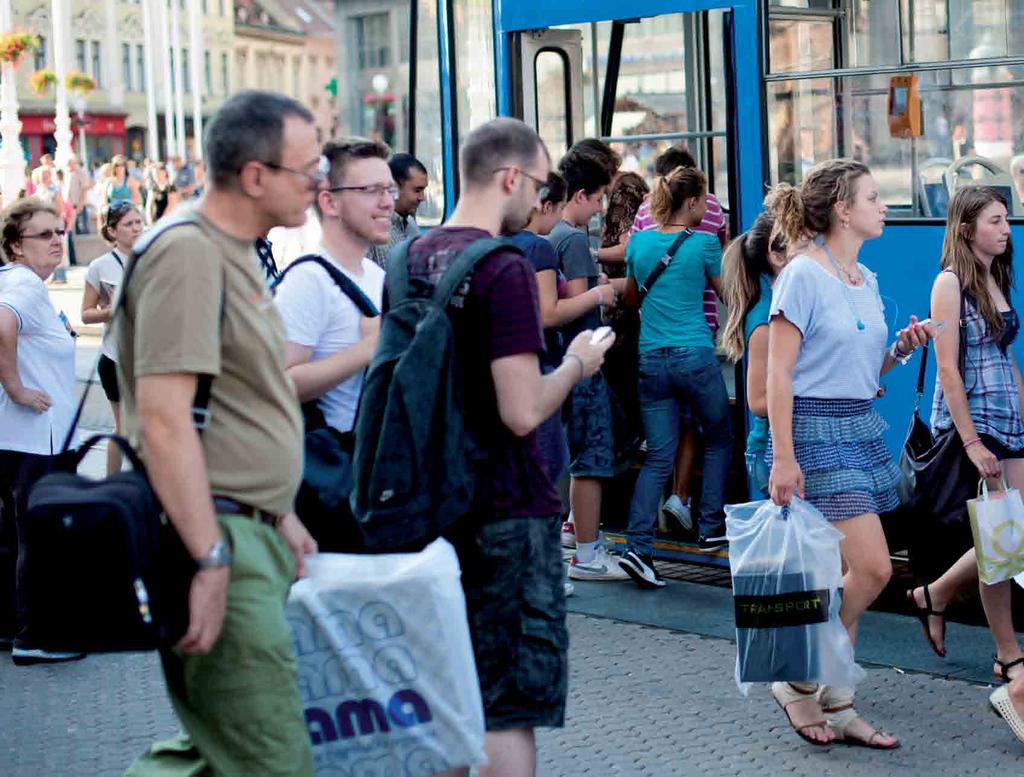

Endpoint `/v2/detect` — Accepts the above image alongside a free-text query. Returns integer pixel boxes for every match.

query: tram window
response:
[412,0,445,224]
[770,0,833,7]
[555,22,613,138]
[766,79,837,185]
[848,1,901,68]
[452,0,496,142]
[767,18,834,73]
[534,50,571,162]
[906,0,1024,62]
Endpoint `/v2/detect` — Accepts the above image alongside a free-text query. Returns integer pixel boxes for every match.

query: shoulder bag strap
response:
[637,228,692,306]
[275,255,380,318]
[384,236,417,305]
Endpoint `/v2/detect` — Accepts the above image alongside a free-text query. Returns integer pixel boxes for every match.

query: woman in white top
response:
[766,160,933,748]
[82,201,143,475]
[0,198,82,663]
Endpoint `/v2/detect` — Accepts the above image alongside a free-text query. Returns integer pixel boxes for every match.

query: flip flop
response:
[770,682,833,746]
[824,705,900,750]
[906,585,946,657]
[990,685,1024,744]
[994,656,1024,684]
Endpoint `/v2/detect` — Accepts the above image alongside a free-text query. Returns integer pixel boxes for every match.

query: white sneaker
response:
[568,546,630,581]
[563,581,575,597]
[560,520,576,549]
[662,494,693,533]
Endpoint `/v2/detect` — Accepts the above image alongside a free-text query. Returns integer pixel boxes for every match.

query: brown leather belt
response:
[212,496,279,528]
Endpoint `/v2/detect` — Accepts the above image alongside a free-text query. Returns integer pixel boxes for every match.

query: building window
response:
[122,43,133,91]
[221,51,229,95]
[137,44,146,92]
[75,39,86,73]
[354,13,390,70]
[204,51,212,95]
[90,41,102,87]
[183,47,191,93]
[33,36,46,70]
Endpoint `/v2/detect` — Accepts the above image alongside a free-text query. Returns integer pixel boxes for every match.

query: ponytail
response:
[650,165,706,225]
[764,183,804,254]
[719,211,775,362]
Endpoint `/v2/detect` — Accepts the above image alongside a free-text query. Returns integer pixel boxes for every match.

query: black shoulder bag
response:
[637,229,693,305]
[273,255,380,552]
[23,215,221,653]
[898,290,977,577]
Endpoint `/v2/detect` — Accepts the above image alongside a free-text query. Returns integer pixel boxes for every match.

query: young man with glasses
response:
[120,90,319,776]
[274,139,390,542]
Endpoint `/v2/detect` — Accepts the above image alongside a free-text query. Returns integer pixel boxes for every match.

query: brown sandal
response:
[824,704,900,750]
[770,682,833,746]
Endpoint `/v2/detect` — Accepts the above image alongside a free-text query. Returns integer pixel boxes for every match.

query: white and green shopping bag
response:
[967,477,1024,584]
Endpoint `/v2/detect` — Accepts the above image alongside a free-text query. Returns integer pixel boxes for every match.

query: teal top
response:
[743,274,773,453]
[626,229,721,353]
[106,179,132,205]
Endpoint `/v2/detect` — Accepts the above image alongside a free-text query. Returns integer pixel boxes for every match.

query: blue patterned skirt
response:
[765,397,901,521]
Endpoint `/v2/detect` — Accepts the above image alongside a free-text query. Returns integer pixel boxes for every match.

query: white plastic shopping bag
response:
[725,498,864,695]
[287,538,487,776]
[968,477,1024,584]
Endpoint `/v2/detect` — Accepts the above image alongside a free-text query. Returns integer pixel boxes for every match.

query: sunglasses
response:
[20,229,67,241]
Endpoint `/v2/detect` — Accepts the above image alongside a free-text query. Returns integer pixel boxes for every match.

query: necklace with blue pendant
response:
[821,242,866,331]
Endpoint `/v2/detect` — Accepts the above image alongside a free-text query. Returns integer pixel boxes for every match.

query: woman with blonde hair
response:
[616,165,731,588]
[766,159,932,748]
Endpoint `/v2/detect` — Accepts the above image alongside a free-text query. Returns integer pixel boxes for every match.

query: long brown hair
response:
[941,186,1014,337]
[720,212,776,362]
[773,159,870,248]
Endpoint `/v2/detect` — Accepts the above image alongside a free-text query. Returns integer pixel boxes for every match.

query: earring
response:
[842,220,849,229]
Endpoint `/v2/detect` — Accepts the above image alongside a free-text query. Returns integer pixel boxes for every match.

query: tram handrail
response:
[600,130,727,144]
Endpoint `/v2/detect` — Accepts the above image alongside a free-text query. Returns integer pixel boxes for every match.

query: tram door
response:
[510,14,745,563]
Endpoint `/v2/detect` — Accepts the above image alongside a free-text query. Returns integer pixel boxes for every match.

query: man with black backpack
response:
[274,138,388,548]
[118,91,317,776]
[384,117,613,776]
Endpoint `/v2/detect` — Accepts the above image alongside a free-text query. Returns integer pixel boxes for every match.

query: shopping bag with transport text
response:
[726,498,864,695]
[287,539,486,776]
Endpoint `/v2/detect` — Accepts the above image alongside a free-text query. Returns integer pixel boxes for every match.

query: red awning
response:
[19,112,126,137]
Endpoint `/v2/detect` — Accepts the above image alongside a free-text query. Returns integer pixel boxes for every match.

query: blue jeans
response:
[626,347,733,554]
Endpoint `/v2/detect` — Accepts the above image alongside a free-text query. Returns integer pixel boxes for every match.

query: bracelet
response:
[563,353,585,380]
[888,340,912,365]
[963,437,982,451]
[592,286,604,305]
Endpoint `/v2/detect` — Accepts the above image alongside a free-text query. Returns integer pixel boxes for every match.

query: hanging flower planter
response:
[0,32,40,67]
[29,68,57,95]
[65,70,96,95]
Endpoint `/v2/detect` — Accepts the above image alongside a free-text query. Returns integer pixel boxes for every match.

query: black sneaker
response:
[618,549,667,589]
[11,647,86,666]
[697,532,729,552]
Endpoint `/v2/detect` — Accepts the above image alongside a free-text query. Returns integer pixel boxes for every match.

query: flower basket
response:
[65,70,96,95]
[29,69,57,95]
[0,32,40,67]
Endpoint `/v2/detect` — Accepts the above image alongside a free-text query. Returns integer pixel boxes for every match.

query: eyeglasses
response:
[21,229,66,241]
[492,166,549,201]
[326,183,399,201]
[258,155,330,185]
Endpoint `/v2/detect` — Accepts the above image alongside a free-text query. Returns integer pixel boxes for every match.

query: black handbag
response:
[273,255,380,552]
[24,435,194,652]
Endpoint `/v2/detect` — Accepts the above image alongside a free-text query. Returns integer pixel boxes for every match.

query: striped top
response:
[931,291,1024,451]
[629,192,727,332]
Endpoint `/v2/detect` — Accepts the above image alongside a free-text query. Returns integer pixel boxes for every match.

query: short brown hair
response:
[316,137,391,218]
[459,117,546,188]
[1,198,61,263]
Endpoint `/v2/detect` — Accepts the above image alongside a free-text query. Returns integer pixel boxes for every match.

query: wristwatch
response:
[195,540,233,570]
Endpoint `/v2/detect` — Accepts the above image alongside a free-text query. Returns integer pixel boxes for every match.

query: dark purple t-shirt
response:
[406,226,562,519]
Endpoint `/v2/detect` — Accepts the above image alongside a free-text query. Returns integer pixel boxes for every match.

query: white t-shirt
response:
[84,249,126,361]
[769,253,887,400]
[274,248,385,433]
[0,263,78,454]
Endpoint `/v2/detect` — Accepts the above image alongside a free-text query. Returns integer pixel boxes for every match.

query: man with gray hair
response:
[120,90,319,775]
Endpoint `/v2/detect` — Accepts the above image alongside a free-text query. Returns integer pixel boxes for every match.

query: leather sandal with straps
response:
[994,656,1024,683]
[770,682,833,746]
[823,704,900,750]
[906,585,946,657]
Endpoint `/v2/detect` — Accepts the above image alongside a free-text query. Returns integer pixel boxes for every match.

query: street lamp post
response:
[186,0,203,160]
[50,0,73,169]
[170,0,185,158]
[0,0,24,203]
[141,0,159,161]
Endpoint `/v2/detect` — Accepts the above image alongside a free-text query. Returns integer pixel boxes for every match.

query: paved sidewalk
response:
[1,611,1022,776]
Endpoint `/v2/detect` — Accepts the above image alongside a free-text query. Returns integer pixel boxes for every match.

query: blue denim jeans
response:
[626,347,733,554]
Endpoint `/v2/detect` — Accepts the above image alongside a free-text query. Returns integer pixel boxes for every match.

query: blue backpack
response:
[351,236,519,551]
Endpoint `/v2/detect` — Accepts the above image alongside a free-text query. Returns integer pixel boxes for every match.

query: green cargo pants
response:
[125,514,314,777]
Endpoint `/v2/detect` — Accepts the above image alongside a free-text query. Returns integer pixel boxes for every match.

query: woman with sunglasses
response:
[0,198,82,665]
[81,202,144,475]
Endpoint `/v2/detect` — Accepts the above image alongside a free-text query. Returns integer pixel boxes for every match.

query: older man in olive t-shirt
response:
[120,92,321,777]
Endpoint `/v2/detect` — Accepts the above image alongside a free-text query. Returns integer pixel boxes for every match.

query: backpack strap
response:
[433,237,520,307]
[638,228,692,305]
[384,237,416,305]
[275,254,380,317]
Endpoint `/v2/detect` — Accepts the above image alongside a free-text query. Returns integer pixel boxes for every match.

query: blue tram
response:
[398,0,1024,566]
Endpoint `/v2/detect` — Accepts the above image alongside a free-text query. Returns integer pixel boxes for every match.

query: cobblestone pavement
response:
[1,611,1022,776]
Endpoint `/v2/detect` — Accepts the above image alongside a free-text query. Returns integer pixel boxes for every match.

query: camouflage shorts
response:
[452,515,568,730]
[566,372,616,478]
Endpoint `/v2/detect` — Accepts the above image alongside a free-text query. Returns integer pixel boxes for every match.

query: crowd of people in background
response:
[1,86,1024,776]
